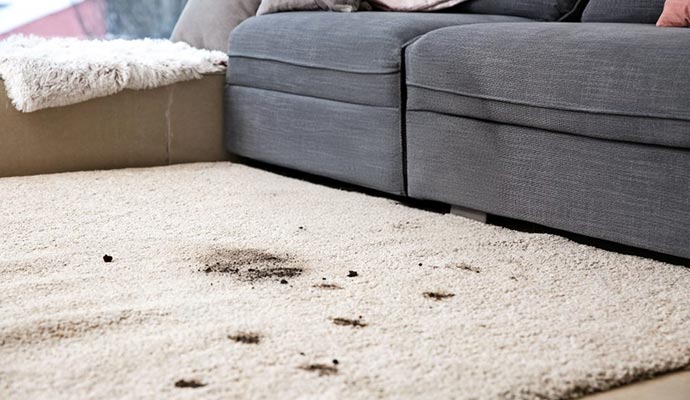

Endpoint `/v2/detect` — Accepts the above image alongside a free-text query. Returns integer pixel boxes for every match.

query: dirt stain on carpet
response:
[0,310,163,347]
[199,248,304,282]
[228,332,262,344]
[423,291,455,301]
[332,317,367,328]
[314,283,342,290]
[454,263,481,274]
[174,379,206,388]
[299,364,338,376]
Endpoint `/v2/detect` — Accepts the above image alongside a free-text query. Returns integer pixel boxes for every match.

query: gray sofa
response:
[224,0,690,260]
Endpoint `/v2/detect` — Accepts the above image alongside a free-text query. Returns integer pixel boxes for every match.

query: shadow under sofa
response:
[224,11,690,260]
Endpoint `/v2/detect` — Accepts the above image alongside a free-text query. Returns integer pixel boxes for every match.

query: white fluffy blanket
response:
[0,35,228,112]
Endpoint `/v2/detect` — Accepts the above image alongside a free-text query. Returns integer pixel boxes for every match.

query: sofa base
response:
[407,111,690,259]
[225,85,405,195]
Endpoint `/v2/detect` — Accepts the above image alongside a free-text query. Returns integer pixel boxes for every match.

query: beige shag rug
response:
[0,35,227,112]
[1,163,689,399]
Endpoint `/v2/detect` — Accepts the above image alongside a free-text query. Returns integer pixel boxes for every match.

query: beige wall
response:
[0,73,229,178]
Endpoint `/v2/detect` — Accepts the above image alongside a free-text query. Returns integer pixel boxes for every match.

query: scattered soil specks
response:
[454,263,481,274]
[299,364,338,376]
[332,317,367,328]
[199,248,304,282]
[423,292,455,301]
[314,283,342,290]
[228,332,262,345]
[393,221,421,230]
[174,379,206,388]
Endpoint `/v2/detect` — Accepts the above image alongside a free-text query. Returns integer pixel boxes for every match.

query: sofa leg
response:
[450,205,487,223]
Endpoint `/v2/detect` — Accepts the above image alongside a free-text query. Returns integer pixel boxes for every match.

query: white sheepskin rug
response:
[1,162,689,399]
[0,35,228,112]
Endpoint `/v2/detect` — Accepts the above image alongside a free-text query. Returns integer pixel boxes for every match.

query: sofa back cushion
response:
[582,0,665,23]
[452,0,586,21]
[171,0,261,51]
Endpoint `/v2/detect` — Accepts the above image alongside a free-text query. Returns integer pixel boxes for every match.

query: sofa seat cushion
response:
[406,22,690,148]
[227,11,531,107]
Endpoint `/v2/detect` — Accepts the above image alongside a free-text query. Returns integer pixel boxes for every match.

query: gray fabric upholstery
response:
[226,86,403,194]
[405,23,690,148]
[406,111,690,259]
[228,12,530,106]
[452,0,585,21]
[582,0,665,23]
[226,12,531,194]
[228,57,400,108]
[229,12,530,73]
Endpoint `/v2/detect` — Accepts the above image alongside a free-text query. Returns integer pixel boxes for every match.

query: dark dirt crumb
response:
[332,317,367,328]
[418,263,423,266]
[199,248,303,282]
[332,359,339,365]
[313,283,342,290]
[228,332,262,344]
[347,271,358,278]
[423,291,456,301]
[299,364,338,376]
[455,263,481,274]
[322,277,327,280]
[510,276,518,281]
[280,279,288,284]
[300,352,305,356]
[174,379,206,388]
[298,226,304,230]
[103,255,113,263]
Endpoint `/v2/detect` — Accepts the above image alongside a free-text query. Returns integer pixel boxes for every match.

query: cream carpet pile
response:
[1,163,689,399]
[0,35,227,112]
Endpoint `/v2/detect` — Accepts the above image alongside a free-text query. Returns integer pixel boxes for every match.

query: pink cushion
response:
[370,0,467,11]
[657,0,690,26]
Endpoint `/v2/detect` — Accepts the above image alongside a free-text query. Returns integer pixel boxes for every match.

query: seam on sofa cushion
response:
[406,82,690,123]
[228,54,400,75]
[226,83,399,110]
[408,108,690,153]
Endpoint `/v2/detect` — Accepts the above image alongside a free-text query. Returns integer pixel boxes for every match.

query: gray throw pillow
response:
[257,0,362,15]
[171,0,261,52]
[452,0,586,21]
[581,0,666,23]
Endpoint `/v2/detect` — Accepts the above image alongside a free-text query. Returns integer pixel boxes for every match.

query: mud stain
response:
[228,332,262,344]
[332,317,367,328]
[454,263,481,274]
[199,248,304,282]
[423,292,455,301]
[313,283,343,290]
[299,364,338,376]
[0,310,164,347]
[174,379,206,388]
